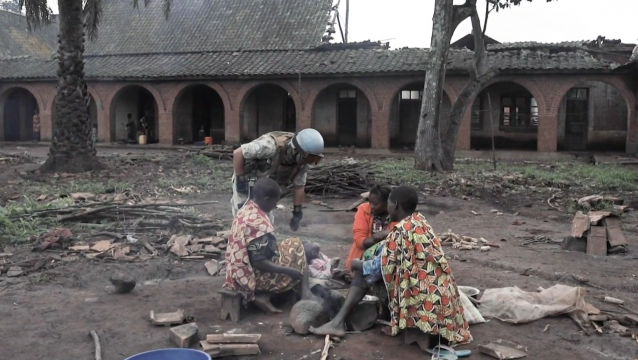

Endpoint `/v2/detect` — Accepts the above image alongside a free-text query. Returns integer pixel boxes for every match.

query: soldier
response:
[231,128,324,231]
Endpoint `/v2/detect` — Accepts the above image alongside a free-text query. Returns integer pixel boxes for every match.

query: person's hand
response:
[290,205,303,231]
[286,268,303,280]
[235,175,248,195]
[373,230,391,242]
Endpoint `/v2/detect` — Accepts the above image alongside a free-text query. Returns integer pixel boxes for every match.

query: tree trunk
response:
[40,0,103,173]
[413,0,454,171]
[441,8,497,170]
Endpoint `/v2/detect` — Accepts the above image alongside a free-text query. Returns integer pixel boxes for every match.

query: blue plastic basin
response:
[125,349,211,360]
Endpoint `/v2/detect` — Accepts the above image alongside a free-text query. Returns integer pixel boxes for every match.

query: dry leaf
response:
[90,240,113,252]
[71,192,96,201]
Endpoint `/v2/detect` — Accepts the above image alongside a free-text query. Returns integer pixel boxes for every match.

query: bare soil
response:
[1,144,638,360]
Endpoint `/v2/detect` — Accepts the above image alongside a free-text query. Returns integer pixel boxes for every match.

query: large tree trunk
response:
[441,7,497,170]
[414,0,474,171]
[413,0,454,171]
[40,0,103,173]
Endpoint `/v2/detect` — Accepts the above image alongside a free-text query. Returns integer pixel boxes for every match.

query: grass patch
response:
[373,158,638,191]
[0,196,74,243]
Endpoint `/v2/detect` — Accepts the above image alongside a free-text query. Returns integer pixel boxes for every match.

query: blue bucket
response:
[125,349,211,360]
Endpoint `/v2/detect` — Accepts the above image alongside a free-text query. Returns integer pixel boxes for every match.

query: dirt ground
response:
[1,144,638,360]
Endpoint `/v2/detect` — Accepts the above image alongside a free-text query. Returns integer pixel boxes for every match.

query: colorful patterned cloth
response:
[381,213,472,344]
[223,200,306,303]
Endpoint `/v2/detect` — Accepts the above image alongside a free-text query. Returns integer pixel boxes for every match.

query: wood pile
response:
[570,210,628,256]
[439,230,501,252]
[10,197,224,232]
[301,160,379,198]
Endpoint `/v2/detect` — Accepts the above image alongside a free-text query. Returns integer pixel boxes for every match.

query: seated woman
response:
[310,186,472,347]
[223,177,305,314]
[346,185,396,270]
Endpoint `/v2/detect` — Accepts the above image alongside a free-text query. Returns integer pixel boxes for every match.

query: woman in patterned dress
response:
[311,186,472,346]
[222,177,306,313]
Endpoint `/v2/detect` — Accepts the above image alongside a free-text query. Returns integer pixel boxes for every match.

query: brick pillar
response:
[626,103,637,154]
[97,104,110,143]
[225,110,241,144]
[456,109,471,150]
[40,111,52,141]
[537,114,558,152]
[297,107,311,131]
[370,109,389,149]
[158,111,172,144]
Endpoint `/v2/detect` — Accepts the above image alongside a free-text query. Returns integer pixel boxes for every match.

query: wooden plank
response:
[588,211,611,226]
[587,226,607,256]
[571,211,590,238]
[206,333,261,344]
[604,217,628,247]
[200,342,261,358]
[150,309,185,326]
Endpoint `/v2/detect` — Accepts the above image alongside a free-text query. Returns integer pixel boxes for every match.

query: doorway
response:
[337,89,357,146]
[565,88,588,151]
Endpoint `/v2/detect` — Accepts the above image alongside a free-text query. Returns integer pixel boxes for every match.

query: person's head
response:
[368,184,392,216]
[127,113,132,119]
[292,128,324,166]
[302,241,321,262]
[251,177,281,213]
[387,186,419,222]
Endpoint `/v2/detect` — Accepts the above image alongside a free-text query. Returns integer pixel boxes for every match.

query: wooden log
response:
[320,335,331,360]
[206,334,261,344]
[200,342,261,358]
[170,323,199,348]
[89,330,102,360]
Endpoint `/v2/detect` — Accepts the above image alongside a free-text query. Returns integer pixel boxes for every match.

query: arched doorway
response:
[0,88,38,141]
[241,84,296,141]
[312,84,371,148]
[558,81,629,151]
[389,83,451,149]
[173,85,225,144]
[470,82,539,150]
[51,94,98,140]
[109,86,159,143]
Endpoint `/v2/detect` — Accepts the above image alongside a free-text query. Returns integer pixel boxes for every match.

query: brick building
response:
[0,0,636,153]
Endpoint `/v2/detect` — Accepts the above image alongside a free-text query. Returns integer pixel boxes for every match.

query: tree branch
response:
[451,0,476,35]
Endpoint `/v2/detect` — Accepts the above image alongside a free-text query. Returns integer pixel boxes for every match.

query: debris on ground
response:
[109,271,136,294]
[169,323,199,348]
[439,231,501,251]
[478,339,527,359]
[89,330,102,360]
[201,333,262,358]
[205,259,225,276]
[567,211,628,256]
[150,309,185,326]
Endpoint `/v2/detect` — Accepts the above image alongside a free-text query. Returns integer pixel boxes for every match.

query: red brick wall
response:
[1,71,635,154]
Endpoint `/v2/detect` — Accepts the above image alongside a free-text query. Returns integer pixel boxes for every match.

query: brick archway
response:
[108,84,163,144]
[0,86,43,141]
[171,83,228,144]
[548,76,635,152]
[238,82,299,141]
[310,82,374,148]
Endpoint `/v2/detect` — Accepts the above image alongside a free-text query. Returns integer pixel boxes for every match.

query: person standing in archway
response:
[32,110,40,143]
[231,128,324,231]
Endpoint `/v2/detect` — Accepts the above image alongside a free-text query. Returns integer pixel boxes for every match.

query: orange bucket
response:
[204,137,213,145]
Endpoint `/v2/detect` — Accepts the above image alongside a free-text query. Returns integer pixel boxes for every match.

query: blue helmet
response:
[292,128,324,158]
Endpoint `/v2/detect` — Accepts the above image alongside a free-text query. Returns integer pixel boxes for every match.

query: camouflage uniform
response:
[231,131,309,223]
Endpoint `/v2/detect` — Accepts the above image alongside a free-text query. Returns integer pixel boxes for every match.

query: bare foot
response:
[253,294,282,314]
[381,326,393,336]
[309,322,346,337]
